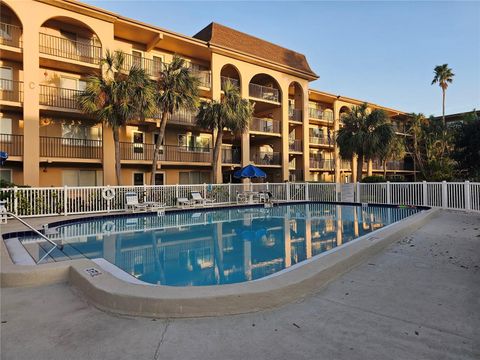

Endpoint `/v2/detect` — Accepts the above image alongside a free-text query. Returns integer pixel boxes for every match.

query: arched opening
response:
[288,82,303,122]
[0,2,23,48]
[248,73,281,103]
[220,64,241,92]
[40,16,102,65]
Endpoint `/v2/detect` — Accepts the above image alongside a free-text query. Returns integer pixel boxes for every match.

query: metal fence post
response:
[465,181,471,211]
[422,181,427,206]
[356,182,361,203]
[286,182,290,201]
[13,186,18,216]
[63,185,68,216]
[386,181,391,204]
[203,183,207,197]
[335,182,341,202]
[305,182,309,201]
[175,184,179,201]
[442,181,448,209]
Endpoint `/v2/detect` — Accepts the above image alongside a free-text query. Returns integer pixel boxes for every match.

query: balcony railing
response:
[39,33,102,65]
[251,151,281,166]
[289,139,302,152]
[249,117,280,134]
[120,143,212,163]
[121,53,163,77]
[0,22,22,48]
[0,134,23,156]
[289,169,304,182]
[288,108,302,122]
[221,76,240,91]
[190,63,211,88]
[222,146,241,164]
[310,158,334,170]
[40,136,102,159]
[340,160,352,170]
[308,108,333,122]
[309,135,332,146]
[249,83,279,103]
[0,79,23,102]
[168,108,198,126]
[371,160,409,171]
[39,85,81,110]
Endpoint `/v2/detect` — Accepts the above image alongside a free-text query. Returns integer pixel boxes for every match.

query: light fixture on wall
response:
[44,71,48,78]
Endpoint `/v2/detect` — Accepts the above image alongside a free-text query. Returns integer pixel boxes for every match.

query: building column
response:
[333,100,341,183]
[302,88,310,182]
[22,21,40,186]
[281,86,289,182]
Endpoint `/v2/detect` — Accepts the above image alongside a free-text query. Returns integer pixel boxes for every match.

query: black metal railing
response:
[289,169,304,182]
[0,22,22,48]
[309,135,332,146]
[308,108,333,122]
[168,108,198,126]
[120,53,163,77]
[0,134,23,156]
[309,158,334,170]
[288,108,302,122]
[39,33,102,64]
[40,136,102,159]
[221,76,240,90]
[0,79,23,102]
[251,151,281,166]
[190,63,211,88]
[289,139,302,152]
[120,143,212,163]
[249,83,279,102]
[39,85,81,109]
[249,117,281,134]
[221,146,241,164]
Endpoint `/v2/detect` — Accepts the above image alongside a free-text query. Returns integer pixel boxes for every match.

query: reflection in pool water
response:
[25,203,419,286]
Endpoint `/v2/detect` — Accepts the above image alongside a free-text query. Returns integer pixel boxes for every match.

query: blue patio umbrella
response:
[0,152,8,166]
[233,164,267,179]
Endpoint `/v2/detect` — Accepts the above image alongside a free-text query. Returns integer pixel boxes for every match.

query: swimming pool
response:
[12,203,420,286]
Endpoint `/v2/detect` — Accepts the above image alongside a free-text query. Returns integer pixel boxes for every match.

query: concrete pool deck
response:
[1,209,479,359]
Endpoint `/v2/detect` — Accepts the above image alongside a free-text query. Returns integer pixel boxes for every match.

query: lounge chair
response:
[190,191,215,206]
[177,197,195,208]
[125,192,150,212]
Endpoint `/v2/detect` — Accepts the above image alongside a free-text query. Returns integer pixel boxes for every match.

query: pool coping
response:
[1,204,439,318]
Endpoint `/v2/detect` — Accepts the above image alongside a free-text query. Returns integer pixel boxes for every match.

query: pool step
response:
[21,239,86,264]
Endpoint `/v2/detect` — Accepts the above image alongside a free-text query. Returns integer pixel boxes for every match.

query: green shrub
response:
[361,175,386,183]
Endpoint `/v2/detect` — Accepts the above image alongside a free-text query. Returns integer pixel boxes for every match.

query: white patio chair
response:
[190,191,215,206]
[177,197,195,208]
[125,192,149,212]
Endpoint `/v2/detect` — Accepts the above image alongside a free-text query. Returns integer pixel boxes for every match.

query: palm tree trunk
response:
[150,111,168,185]
[112,126,121,186]
[351,155,356,183]
[383,159,387,179]
[212,129,223,184]
[442,88,446,126]
[356,154,364,183]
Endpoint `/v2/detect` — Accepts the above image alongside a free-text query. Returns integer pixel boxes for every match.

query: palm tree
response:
[407,113,428,180]
[379,135,406,178]
[150,55,200,185]
[336,103,394,182]
[196,80,253,183]
[77,50,155,185]
[431,64,454,126]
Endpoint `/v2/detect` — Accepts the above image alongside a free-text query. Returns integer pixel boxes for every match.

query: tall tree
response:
[196,80,253,183]
[406,113,428,180]
[336,103,394,182]
[77,50,155,185]
[431,64,454,126]
[379,135,406,179]
[453,110,480,180]
[150,55,200,185]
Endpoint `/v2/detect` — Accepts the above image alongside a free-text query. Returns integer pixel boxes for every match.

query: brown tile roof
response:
[193,22,318,78]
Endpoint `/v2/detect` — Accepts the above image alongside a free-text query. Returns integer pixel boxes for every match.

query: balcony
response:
[222,146,241,164]
[289,169,304,182]
[289,139,302,152]
[221,76,240,91]
[288,108,302,122]
[371,160,410,171]
[168,108,198,126]
[39,85,81,110]
[308,108,333,122]
[249,117,280,134]
[120,143,212,163]
[0,22,22,48]
[251,152,281,166]
[340,160,351,170]
[40,136,102,159]
[310,158,334,170]
[309,135,332,146]
[190,63,211,88]
[249,83,279,103]
[39,33,102,65]
[0,79,23,103]
[121,53,163,77]
[0,134,23,157]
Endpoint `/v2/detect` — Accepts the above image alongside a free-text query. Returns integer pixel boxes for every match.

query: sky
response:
[84,0,480,116]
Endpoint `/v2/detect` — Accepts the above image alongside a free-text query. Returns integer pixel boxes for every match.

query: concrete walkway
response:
[1,210,479,360]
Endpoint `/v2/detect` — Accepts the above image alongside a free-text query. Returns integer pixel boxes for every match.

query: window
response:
[132,51,142,68]
[133,173,144,186]
[178,134,211,152]
[61,121,102,145]
[0,67,13,90]
[62,170,102,186]
[179,171,210,184]
[132,132,144,154]
[0,118,12,135]
[154,173,164,185]
[0,169,12,183]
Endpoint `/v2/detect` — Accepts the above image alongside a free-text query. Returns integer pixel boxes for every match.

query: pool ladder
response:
[3,211,64,264]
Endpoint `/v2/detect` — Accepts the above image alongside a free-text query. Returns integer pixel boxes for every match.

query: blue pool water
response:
[19,203,419,286]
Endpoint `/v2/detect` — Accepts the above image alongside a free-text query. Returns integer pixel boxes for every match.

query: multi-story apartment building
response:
[0,0,414,187]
